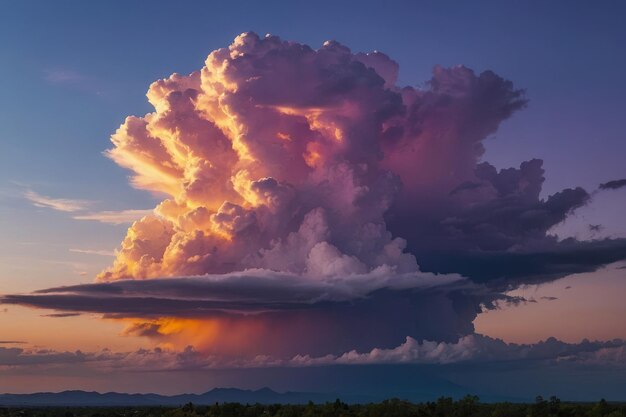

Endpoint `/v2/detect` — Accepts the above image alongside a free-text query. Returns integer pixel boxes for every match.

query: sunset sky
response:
[1,0,625,400]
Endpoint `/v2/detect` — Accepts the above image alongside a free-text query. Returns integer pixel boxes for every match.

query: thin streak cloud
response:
[69,248,116,257]
[73,209,154,224]
[21,189,152,224]
[24,190,91,212]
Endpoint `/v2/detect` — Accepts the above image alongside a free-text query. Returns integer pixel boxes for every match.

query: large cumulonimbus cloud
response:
[4,32,626,358]
[95,32,626,285]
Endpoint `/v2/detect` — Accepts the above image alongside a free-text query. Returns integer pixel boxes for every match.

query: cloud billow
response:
[2,334,625,370]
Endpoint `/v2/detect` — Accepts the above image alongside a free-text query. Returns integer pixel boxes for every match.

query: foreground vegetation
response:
[1,396,625,417]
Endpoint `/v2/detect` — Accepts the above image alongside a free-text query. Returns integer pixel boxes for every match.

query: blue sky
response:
[2,0,625,193]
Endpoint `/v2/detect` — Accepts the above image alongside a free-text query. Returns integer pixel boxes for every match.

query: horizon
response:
[1,0,625,402]
[1,386,623,404]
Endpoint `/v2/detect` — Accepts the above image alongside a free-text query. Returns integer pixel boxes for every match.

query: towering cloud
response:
[5,33,626,358]
[100,33,418,281]
[98,32,527,282]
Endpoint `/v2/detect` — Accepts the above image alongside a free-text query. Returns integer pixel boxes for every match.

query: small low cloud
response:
[0,344,203,370]
[599,179,626,191]
[40,313,81,318]
[285,334,626,367]
[1,334,625,371]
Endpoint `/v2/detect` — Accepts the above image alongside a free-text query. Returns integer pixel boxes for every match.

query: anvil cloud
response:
[5,32,626,359]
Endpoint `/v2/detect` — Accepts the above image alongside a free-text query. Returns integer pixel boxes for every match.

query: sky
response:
[0,0,625,401]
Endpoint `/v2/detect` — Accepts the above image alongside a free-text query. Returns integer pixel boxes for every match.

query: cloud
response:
[72,209,153,224]
[2,268,469,314]
[599,178,626,190]
[43,68,110,97]
[23,190,150,225]
[15,32,626,359]
[97,33,524,282]
[0,346,89,367]
[0,344,207,371]
[44,69,88,85]
[1,335,624,371]
[24,190,91,212]
[286,334,626,367]
[94,32,625,289]
[589,224,603,232]
[1,269,484,356]
[69,248,116,257]
[415,238,626,288]
[40,313,81,318]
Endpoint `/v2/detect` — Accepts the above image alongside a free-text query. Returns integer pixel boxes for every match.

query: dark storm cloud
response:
[393,158,626,287]
[1,270,493,355]
[23,268,469,310]
[416,238,626,288]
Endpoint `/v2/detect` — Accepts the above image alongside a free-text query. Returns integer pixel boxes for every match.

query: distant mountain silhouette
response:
[0,388,340,406]
[0,376,530,406]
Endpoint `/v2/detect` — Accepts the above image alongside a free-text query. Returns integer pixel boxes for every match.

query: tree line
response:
[1,396,625,417]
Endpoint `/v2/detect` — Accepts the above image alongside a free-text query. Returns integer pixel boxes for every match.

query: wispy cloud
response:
[24,190,91,212]
[44,69,88,85]
[43,68,110,97]
[40,313,81,318]
[73,209,153,224]
[69,248,116,257]
[23,189,151,225]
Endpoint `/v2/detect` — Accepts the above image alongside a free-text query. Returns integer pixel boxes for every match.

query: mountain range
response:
[0,388,353,407]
